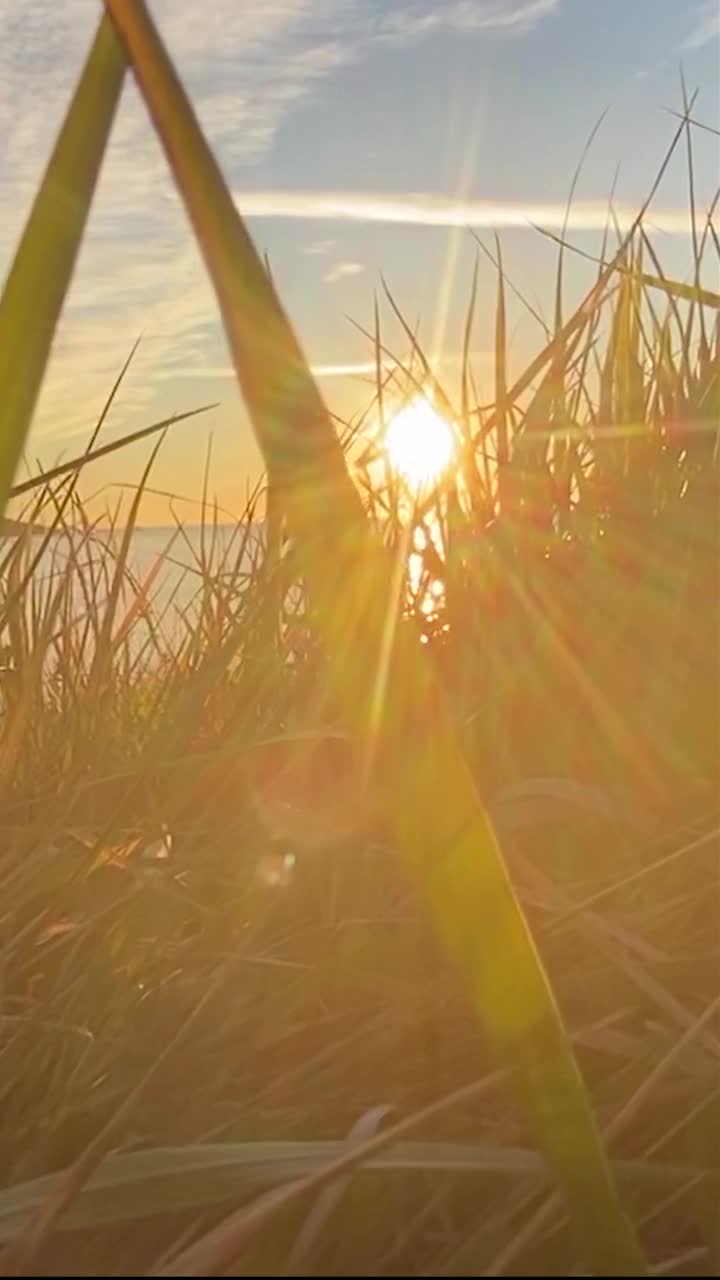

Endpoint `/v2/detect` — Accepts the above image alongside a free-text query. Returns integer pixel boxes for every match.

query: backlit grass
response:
[0,7,717,1275]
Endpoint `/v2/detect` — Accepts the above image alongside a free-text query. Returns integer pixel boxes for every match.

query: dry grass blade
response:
[0,962,236,1277]
[13,336,141,516]
[380,278,457,424]
[87,430,165,694]
[531,224,720,309]
[664,106,720,138]
[284,1105,395,1276]
[9,404,216,501]
[152,1074,505,1277]
[545,827,719,932]
[469,231,550,338]
[74,335,142,467]
[494,235,510,481]
[0,14,125,517]
[459,91,698,454]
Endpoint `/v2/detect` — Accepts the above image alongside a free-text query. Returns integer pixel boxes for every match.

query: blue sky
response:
[1,0,718,521]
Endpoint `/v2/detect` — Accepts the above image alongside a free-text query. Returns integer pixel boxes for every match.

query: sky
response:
[1,0,718,524]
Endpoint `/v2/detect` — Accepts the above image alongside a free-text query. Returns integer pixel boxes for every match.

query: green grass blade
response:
[0,15,125,519]
[0,1141,709,1243]
[103,3,646,1273]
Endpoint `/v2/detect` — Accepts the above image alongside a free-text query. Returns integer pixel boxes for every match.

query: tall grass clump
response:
[0,4,717,1276]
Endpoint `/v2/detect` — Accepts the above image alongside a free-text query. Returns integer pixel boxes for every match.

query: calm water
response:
[118,522,265,608]
[5,522,267,663]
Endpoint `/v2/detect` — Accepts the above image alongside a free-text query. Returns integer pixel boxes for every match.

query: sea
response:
[1,522,268,663]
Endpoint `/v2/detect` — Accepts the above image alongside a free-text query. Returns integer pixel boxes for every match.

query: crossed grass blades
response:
[0,5,717,1277]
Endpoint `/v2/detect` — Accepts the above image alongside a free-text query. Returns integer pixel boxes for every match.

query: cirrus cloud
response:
[0,0,567,450]
[681,0,720,51]
[324,261,367,283]
[233,187,706,235]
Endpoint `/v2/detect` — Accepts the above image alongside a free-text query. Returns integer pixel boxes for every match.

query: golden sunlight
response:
[385,395,456,490]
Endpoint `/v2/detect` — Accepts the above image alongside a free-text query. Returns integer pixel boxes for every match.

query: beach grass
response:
[0,5,717,1275]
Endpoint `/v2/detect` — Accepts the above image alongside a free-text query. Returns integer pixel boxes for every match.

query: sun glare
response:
[385,395,456,490]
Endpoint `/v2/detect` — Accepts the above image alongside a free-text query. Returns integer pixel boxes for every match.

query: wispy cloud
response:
[170,359,390,380]
[324,261,366,283]
[0,0,567,450]
[681,0,720,50]
[0,1,358,441]
[375,0,561,41]
[458,0,560,30]
[8,0,709,465]
[168,352,493,381]
[234,188,704,235]
[304,239,337,255]
[311,360,383,377]
[632,0,718,82]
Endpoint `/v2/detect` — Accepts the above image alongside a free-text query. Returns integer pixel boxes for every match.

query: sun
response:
[385,395,457,490]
